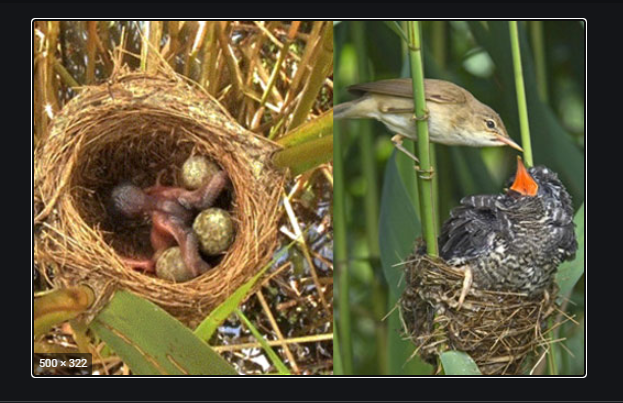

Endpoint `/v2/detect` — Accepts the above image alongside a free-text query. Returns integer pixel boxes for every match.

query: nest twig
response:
[399,253,560,375]
[34,68,286,324]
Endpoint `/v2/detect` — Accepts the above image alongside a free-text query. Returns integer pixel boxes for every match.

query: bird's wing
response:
[424,79,467,104]
[347,78,467,104]
[439,195,500,264]
[347,78,414,99]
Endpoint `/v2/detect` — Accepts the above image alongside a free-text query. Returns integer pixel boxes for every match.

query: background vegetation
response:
[334,20,584,375]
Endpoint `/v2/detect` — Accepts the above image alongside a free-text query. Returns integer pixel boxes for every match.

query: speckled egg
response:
[180,155,221,190]
[155,247,196,282]
[192,208,235,255]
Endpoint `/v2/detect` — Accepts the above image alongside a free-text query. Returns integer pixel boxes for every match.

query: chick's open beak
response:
[510,156,538,196]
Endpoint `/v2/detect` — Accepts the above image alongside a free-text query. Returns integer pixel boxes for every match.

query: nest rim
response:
[34,70,286,323]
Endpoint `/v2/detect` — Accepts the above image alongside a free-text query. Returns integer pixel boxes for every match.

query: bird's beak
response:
[496,133,523,152]
[510,156,538,196]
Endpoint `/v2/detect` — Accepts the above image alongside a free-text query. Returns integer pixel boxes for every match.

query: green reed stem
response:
[509,21,534,167]
[529,21,549,103]
[353,20,387,374]
[407,21,438,256]
[334,86,353,375]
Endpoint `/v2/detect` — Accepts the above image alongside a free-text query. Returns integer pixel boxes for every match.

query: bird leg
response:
[118,210,177,273]
[120,256,157,273]
[458,265,473,309]
[390,134,435,179]
[177,170,229,210]
[152,212,211,277]
[391,134,420,164]
[113,170,228,278]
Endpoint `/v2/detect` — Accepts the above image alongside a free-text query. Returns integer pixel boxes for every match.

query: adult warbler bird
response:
[335,78,523,157]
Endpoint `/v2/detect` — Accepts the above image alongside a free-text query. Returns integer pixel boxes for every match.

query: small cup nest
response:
[34,70,286,324]
[399,252,559,375]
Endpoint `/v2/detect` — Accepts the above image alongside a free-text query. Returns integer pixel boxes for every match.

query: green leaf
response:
[90,290,237,375]
[34,286,94,338]
[558,315,585,375]
[556,203,585,297]
[380,151,432,375]
[379,151,421,297]
[194,241,294,341]
[386,291,433,375]
[272,134,333,176]
[235,309,290,375]
[382,21,408,43]
[440,351,482,375]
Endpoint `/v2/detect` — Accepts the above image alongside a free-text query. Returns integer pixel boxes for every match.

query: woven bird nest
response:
[399,252,558,375]
[34,70,286,324]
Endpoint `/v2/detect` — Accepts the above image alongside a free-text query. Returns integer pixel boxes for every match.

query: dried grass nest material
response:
[399,252,559,375]
[34,71,286,324]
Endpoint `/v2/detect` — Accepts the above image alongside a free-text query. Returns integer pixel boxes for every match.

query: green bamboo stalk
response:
[406,21,438,257]
[430,144,440,235]
[529,21,549,103]
[429,21,446,235]
[332,318,344,374]
[353,21,380,260]
[509,21,534,167]
[397,21,420,213]
[431,21,446,69]
[334,89,353,375]
[352,20,386,374]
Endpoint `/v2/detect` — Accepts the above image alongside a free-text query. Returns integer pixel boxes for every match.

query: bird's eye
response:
[486,120,496,129]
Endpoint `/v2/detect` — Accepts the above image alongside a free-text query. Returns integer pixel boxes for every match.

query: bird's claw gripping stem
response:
[415,165,435,180]
[410,108,430,122]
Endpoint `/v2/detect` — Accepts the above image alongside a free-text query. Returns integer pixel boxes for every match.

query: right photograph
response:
[333,20,585,376]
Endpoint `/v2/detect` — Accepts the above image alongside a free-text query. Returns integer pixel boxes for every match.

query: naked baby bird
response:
[110,170,229,277]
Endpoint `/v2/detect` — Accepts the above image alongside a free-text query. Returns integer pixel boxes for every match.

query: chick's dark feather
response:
[437,166,577,295]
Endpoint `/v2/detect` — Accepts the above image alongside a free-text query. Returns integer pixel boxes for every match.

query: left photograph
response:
[33,20,333,376]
